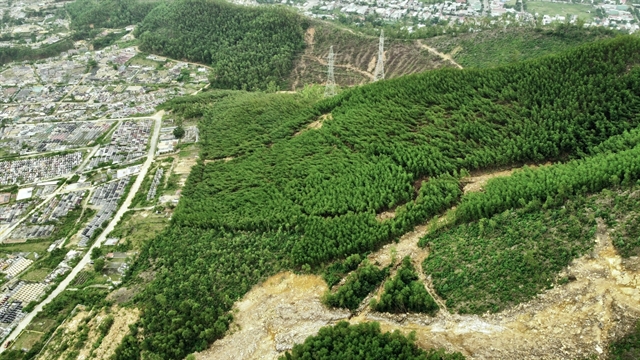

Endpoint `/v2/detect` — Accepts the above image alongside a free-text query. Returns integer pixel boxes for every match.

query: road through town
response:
[0,110,163,352]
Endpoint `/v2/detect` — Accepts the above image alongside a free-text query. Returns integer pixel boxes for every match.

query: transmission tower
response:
[373,30,385,82]
[324,46,337,98]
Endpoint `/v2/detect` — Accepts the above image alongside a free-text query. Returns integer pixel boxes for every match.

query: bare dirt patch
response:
[36,306,139,360]
[198,217,640,360]
[106,286,138,304]
[462,169,514,194]
[294,114,332,137]
[204,157,235,165]
[416,40,463,69]
[375,210,396,222]
[287,23,450,90]
[90,306,140,360]
[196,272,350,360]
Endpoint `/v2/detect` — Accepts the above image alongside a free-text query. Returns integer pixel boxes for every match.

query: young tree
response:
[173,126,185,139]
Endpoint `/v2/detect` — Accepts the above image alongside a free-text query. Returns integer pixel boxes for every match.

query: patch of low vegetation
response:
[372,256,438,315]
[280,321,465,360]
[609,320,640,360]
[106,210,168,251]
[426,24,617,68]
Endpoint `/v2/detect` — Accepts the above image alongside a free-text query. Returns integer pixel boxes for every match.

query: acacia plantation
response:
[116,37,640,358]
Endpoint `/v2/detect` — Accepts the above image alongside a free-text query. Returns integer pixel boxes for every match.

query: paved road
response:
[0,111,163,352]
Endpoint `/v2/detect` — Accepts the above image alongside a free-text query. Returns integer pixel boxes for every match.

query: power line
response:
[324,45,337,97]
[373,30,384,82]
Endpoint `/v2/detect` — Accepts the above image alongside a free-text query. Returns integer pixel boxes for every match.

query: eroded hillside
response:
[287,23,456,90]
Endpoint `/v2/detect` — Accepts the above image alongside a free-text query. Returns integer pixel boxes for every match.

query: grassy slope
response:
[425,25,617,68]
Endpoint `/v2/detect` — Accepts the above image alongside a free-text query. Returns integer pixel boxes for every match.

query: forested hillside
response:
[66,0,159,31]
[115,37,640,359]
[135,0,306,90]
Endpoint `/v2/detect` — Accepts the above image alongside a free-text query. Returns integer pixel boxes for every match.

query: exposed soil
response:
[293,114,332,137]
[203,157,235,165]
[106,286,138,304]
[462,169,514,194]
[195,273,350,360]
[416,40,463,69]
[36,306,139,360]
[89,306,140,360]
[197,218,640,360]
[375,210,396,222]
[287,23,451,90]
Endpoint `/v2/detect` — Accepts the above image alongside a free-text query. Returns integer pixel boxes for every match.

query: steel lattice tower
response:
[373,30,385,82]
[324,46,337,98]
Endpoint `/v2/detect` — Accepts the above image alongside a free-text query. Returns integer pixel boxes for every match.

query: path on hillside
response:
[417,40,463,69]
[0,111,163,353]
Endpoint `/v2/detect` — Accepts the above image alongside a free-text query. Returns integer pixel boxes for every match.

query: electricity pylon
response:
[324,46,336,98]
[373,30,385,82]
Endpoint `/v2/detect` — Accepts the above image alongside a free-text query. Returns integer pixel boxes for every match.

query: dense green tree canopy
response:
[281,321,465,360]
[135,0,306,90]
[124,37,640,359]
[372,256,439,315]
[66,0,158,31]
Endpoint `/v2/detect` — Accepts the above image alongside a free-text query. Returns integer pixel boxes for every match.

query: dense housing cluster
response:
[0,122,112,155]
[87,120,150,169]
[80,177,130,246]
[0,202,34,225]
[31,191,85,224]
[0,45,208,124]
[6,225,55,242]
[0,152,82,185]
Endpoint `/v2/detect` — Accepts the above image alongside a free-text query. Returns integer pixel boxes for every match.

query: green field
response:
[526,1,595,22]
[426,26,615,68]
[106,210,168,251]
[20,268,50,282]
[12,331,43,352]
[0,240,52,255]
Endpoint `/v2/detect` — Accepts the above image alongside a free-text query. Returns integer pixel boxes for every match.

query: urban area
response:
[0,0,205,346]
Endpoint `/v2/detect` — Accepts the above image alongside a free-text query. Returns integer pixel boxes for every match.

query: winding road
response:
[0,111,163,352]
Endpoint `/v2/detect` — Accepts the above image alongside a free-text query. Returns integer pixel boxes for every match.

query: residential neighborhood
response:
[0,12,205,344]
